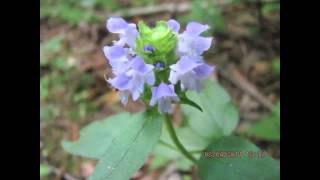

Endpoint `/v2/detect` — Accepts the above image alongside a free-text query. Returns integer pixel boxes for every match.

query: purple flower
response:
[108,56,155,104]
[150,82,179,114]
[177,22,213,58]
[167,19,180,33]
[103,45,130,75]
[106,17,139,48]
[169,56,214,92]
[103,17,215,113]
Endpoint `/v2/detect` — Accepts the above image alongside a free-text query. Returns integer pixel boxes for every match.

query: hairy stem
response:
[164,114,197,164]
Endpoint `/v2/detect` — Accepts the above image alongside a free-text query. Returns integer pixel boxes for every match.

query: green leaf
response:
[180,97,203,112]
[62,112,162,180]
[52,58,68,70]
[198,136,280,180]
[40,104,59,121]
[41,35,64,54]
[149,154,171,170]
[183,175,192,180]
[175,157,195,171]
[182,79,239,139]
[153,126,206,170]
[40,164,50,177]
[166,126,209,152]
[272,58,280,76]
[180,0,224,33]
[262,3,280,15]
[246,103,280,141]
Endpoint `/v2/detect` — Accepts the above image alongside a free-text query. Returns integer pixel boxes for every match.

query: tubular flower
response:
[150,82,179,114]
[103,45,130,75]
[103,17,215,113]
[176,21,213,59]
[106,17,139,48]
[107,56,155,104]
[169,56,214,92]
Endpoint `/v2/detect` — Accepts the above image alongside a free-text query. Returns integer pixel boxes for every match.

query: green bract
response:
[135,21,178,66]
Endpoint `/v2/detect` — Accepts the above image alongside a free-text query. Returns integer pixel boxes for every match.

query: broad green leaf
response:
[198,136,280,180]
[182,79,239,139]
[154,125,208,159]
[62,112,162,180]
[149,154,171,170]
[153,126,206,170]
[246,103,280,141]
[160,126,209,153]
[62,113,140,159]
[40,164,50,177]
[175,157,195,171]
[152,146,198,171]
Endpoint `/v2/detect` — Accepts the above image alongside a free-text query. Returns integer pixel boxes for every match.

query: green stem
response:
[159,140,203,154]
[164,114,197,164]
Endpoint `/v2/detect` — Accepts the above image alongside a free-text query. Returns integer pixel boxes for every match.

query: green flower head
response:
[135,21,178,65]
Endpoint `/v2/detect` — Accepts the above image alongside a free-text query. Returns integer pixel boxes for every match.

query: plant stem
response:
[164,114,197,164]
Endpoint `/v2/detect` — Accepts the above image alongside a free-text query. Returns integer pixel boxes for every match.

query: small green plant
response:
[272,57,280,76]
[40,35,98,122]
[132,0,154,7]
[40,164,50,177]
[40,0,120,25]
[246,102,280,141]
[179,0,225,34]
[262,3,280,15]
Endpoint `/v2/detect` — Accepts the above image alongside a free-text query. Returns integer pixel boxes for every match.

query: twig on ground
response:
[219,65,274,111]
[105,0,279,18]
[107,2,189,18]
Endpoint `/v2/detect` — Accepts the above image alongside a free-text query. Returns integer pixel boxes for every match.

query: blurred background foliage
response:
[40,0,279,179]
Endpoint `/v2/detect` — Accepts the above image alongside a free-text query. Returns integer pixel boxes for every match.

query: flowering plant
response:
[104,17,214,114]
[62,18,280,180]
